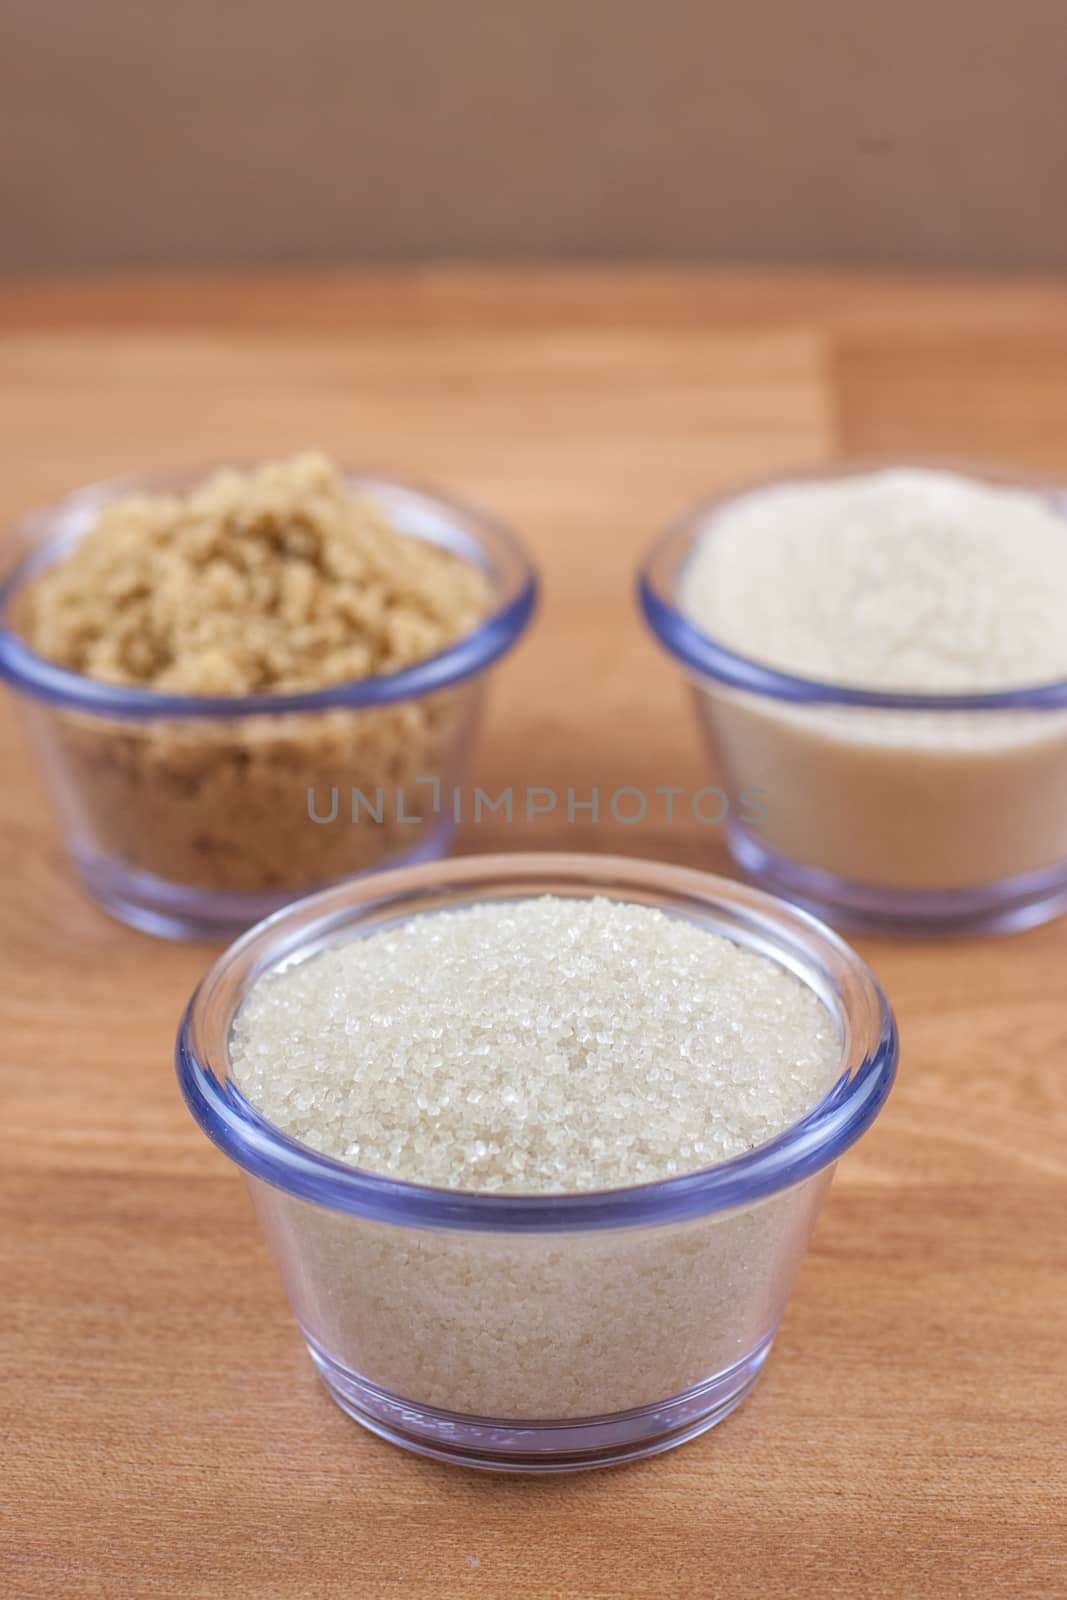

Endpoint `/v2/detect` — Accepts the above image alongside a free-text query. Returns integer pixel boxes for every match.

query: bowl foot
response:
[73,820,456,941]
[727,823,1067,936]
[306,1332,775,1473]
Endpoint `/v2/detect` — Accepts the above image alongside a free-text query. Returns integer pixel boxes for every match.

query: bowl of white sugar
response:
[177,852,896,1472]
[640,463,1067,933]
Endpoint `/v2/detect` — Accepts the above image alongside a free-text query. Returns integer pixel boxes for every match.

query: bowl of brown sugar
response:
[0,453,536,938]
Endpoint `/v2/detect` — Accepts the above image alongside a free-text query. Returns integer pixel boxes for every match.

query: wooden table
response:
[3,270,1065,1599]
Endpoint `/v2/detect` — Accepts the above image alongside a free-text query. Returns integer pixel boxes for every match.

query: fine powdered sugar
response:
[674,468,1067,893]
[681,468,1067,693]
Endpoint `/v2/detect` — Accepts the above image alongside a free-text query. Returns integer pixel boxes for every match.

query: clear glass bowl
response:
[0,467,536,939]
[177,852,897,1473]
[640,463,1067,934]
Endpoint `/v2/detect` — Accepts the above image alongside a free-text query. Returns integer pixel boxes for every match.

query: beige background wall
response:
[2,0,1066,273]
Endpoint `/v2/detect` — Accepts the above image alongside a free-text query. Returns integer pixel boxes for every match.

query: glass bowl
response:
[639,463,1067,934]
[0,467,536,939]
[177,851,897,1473]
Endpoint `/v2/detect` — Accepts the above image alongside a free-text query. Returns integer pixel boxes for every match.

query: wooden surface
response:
[2,270,1065,1599]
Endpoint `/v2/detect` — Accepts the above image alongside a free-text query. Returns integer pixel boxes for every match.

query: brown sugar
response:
[23,455,494,899]
[27,452,490,693]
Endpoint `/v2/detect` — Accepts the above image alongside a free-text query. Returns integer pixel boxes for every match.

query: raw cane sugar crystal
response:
[230,895,842,1418]
[230,896,841,1193]
[678,468,1067,889]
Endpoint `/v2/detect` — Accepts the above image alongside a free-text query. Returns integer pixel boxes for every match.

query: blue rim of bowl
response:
[175,852,899,1233]
[638,465,1067,711]
[0,466,538,719]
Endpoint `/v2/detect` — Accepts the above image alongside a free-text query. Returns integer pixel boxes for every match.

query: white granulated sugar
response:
[681,468,1067,692]
[231,896,839,1194]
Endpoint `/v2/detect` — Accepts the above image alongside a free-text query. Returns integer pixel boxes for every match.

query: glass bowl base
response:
[73,820,456,941]
[306,1331,775,1473]
[728,823,1067,937]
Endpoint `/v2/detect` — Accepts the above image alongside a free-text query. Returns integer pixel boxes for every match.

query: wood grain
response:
[1,271,1064,1600]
